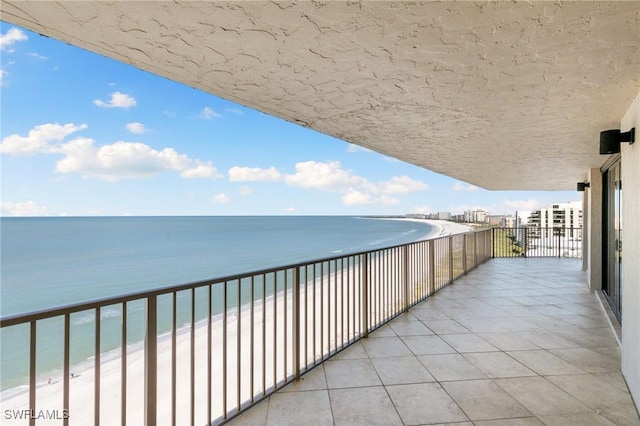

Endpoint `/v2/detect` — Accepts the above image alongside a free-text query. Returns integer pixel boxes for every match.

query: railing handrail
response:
[0,229,478,327]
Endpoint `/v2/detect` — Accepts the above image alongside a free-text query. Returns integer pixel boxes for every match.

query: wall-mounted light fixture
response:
[577,182,590,192]
[599,127,635,155]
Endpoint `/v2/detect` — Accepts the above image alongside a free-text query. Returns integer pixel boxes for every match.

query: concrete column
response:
[587,167,602,292]
[620,91,640,410]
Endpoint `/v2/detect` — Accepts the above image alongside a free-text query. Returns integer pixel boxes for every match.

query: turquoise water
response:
[0,216,434,393]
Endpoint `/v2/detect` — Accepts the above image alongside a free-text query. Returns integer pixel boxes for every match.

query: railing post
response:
[558,232,562,258]
[448,237,454,284]
[429,240,435,295]
[362,253,369,338]
[145,295,157,426]
[123,302,129,426]
[29,321,36,426]
[63,314,70,426]
[524,228,528,258]
[293,266,301,380]
[95,308,101,426]
[462,234,468,275]
[403,245,410,311]
[474,231,478,266]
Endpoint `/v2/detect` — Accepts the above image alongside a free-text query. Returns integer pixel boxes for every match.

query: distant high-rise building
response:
[464,209,489,224]
[527,201,582,237]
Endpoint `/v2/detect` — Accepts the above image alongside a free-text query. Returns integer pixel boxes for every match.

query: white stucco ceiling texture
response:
[2,1,639,190]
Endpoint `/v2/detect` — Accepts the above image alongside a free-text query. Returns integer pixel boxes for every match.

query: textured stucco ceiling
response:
[2,1,639,190]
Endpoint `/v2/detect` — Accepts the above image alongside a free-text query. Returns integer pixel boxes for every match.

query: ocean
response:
[0,216,435,394]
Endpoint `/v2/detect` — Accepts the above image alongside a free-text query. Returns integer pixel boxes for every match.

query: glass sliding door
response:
[603,161,622,321]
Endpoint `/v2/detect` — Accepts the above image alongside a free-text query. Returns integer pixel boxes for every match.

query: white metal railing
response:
[0,228,493,425]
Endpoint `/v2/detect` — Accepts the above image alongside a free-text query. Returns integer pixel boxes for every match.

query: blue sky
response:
[1,23,580,217]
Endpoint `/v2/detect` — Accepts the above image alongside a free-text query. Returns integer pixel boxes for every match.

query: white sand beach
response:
[379,217,473,238]
[421,219,473,237]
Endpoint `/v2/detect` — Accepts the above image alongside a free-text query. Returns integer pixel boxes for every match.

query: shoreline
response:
[374,217,473,239]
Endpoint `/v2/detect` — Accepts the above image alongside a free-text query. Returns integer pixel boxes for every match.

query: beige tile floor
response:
[231,259,640,426]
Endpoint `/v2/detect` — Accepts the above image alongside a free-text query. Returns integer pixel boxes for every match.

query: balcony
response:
[1,229,637,425]
[232,258,639,426]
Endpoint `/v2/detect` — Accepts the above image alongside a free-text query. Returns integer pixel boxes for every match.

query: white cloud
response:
[27,52,47,60]
[378,176,428,195]
[0,68,7,85]
[239,186,254,196]
[56,139,190,180]
[94,91,137,108]
[1,200,49,216]
[213,193,231,203]
[0,28,28,51]
[181,161,221,179]
[342,189,374,205]
[453,182,479,192]
[285,161,370,192]
[57,139,211,181]
[200,107,221,119]
[125,122,147,134]
[4,123,221,181]
[0,123,87,155]
[229,166,282,182]
[343,193,398,206]
[284,162,425,203]
[379,195,400,205]
[227,161,428,206]
[285,206,298,213]
[503,199,543,211]
[224,108,243,115]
